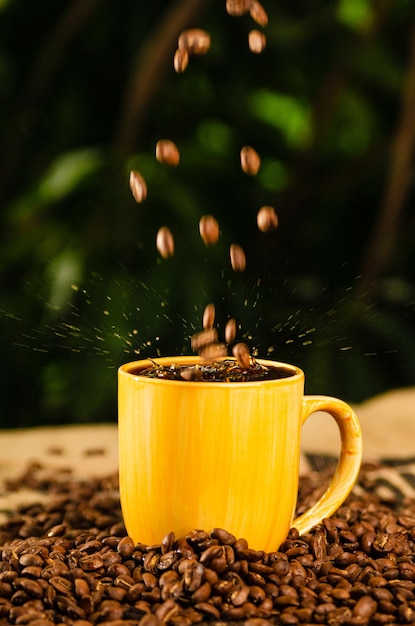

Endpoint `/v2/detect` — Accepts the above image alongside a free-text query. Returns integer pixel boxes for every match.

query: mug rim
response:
[118,356,303,386]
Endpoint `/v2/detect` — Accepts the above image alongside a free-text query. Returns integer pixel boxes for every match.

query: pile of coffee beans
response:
[128,1,279,368]
[2,461,415,625]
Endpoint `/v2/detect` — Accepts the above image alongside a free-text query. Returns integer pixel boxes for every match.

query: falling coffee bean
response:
[174,47,189,73]
[248,29,267,54]
[233,342,251,369]
[225,318,237,344]
[199,342,227,363]
[226,0,251,16]
[156,226,174,259]
[240,146,261,175]
[178,29,211,55]
[250,0,269,27]
[257,206,278,232]
[191,328,218,352]
[129,170,147,203]
[203,303,216,329]
[199,215,220,245]
[230,244,246,272]
[156,139,180,167]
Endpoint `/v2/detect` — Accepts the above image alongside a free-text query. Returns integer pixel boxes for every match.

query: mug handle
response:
[292,396,363,535]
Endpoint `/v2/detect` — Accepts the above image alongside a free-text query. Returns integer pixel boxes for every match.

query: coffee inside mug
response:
[129,358,296,383]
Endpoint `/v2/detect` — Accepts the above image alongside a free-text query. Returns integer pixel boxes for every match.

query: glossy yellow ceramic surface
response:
[118,357,362,552]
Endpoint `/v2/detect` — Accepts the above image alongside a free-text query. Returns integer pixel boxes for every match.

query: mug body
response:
[118,356,304,551]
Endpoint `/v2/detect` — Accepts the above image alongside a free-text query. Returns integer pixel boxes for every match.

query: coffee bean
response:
[129,170,147,203]
[178,29,211,55]
[248,29,267,54]
[191,327,218,351]
[353,595,378,620]
[224,318,237,344]
[202,303,215,329]
[14,577,43,598]
[226,0,251,16]
[174,47,189,73]
[117,537,135,559]
[240,145,261,175]
[230,243,246,272]
[180,367,202,381]
[74,578,90,597]
[211,528,236,545]
[191,581,211,603]
[199,342,227,362]
[19,553,44,568]
[233,342,251,369]
[156,226,174,259]
[194,601,220,620]
[199,214,219,245]
[156,139,180,167]
[257,206,278,232]
[250,0,269,27]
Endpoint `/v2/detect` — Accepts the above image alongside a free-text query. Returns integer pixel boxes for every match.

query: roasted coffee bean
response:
[226,0,251,16]
[19,553,44,568]
[248,29,267,53]
[156,139,180,167]
[14,577,43,598]
[240,145,261,175]
[173,48,189,74]
[250,0,269,26]
[353,594,378,620]
[191,327,218,351]
[161,532,175,555]
[233,342,251,369]
[211,528,236,545]
[224,318,237,344]
[199,342,227,362]
[202,303,215,329]
[116,536,135,559]
[49,575,73,595]
[257,205,278,232]
[199,214,220,245]
[158,550,178,570]
[74,577,90,597]
[194,601,220,619]
[230,243,246,272]
[202,567,219,585]
[173,538,194,558]
[174,47,189,73]
[156,226,174,259]
[180,367,203,381]
[178,29,211,55]
[129,170,147,203]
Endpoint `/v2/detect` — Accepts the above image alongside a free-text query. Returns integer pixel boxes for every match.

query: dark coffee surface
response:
[134,360,295,382]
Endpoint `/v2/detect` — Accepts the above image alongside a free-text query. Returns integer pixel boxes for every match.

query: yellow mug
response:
[118,356,362,552]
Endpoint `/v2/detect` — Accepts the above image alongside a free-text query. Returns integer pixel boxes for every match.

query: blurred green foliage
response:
[1,0,415,428]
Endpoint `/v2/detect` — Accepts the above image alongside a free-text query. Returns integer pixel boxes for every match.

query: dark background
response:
[1,0,415,428]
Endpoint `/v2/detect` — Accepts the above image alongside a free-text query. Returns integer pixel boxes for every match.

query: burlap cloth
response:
[1,386,415,517]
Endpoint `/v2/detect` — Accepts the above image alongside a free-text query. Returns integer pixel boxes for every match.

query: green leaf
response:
[38,148,103,203]
[336,0,373,31]
[248,89,312,149]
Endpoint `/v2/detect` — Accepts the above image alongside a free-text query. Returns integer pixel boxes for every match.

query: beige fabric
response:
[1,386,414,518]
[302,386,415,459]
